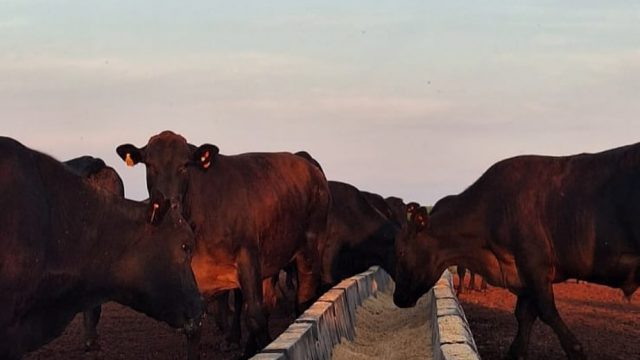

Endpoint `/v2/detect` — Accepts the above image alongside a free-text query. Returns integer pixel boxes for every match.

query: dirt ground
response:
[24,301,296,360]
[332,287,432,360]
[456,277,640,360]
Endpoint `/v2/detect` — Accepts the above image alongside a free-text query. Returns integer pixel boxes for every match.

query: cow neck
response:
[428,194,488,274]
[184,161,227,219]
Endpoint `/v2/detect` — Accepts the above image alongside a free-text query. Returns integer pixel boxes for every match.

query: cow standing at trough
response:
[116,131,330,357]
[64,156,126,351]
[320,181,400,285]
[294,151,418,284]
[393,143,640,360]
[0,137,203,360]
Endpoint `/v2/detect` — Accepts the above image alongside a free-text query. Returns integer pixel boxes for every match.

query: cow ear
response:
[413,207,429,231]
[116,144,145,167]
[192,144,219,171]
[148,195,171,225]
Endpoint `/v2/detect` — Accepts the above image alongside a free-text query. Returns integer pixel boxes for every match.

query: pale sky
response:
[1,1,639,204]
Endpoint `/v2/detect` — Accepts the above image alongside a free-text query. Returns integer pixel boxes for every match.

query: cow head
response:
[116,131,219,213]
[113,206,203,331]
[393,205,443,308]
[406,202,420,221]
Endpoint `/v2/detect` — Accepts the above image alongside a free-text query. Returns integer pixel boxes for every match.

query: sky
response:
[1,1,639,204]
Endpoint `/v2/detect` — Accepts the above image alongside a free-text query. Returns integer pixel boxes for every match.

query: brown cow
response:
[394,143,640,360]
[116,131,330,357]
[0,137,203,359]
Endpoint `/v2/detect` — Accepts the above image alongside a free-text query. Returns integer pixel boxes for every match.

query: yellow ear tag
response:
[125,153,135,167]
[201,151,211,169]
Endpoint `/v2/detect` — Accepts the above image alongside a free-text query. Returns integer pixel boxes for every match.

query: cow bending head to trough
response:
[393,145,640,360]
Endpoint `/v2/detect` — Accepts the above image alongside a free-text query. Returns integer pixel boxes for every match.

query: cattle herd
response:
[1,131,638,360]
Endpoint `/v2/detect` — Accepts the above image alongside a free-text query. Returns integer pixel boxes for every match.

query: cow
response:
[116,131,330,357]
[385,197,420,228]
[393,143,640,360]
[0,137,203,360]
[320,181,400,285]
[64,156,125,198]
[456,266,487,294]
[64,156,126,351]
[293,151,414,284]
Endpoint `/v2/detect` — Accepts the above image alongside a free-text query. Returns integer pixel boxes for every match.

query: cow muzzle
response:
[393,291,418,308]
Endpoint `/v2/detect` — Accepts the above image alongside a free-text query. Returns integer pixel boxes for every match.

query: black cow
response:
[64,156,124,198]
[64,156,125,351]
[116,131,330,357]
[394,143,640,360]
[320,181,400,285]
[293,151,415,284]
[0,137,203,360]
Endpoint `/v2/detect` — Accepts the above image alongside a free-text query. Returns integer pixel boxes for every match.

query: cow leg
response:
[225,289,242,347]
[237,248,269,358]
[507,294,537,360]
[532,282,586,360]
[480,277,488,291]
[186,321,202,360]
[295,251,320,315]
[279,266,299,314]
[320,242,341,288]
[284,263,297,290]
[209,292,229,332]
[456,266,466,295]
[469,271,477,291]
[82,306,101,351]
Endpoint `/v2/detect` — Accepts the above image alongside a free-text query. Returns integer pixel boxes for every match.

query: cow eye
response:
[181,243,191,252]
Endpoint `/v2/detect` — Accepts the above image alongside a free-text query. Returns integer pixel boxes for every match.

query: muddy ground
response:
[24,300,295,360]
[457,277,640,360]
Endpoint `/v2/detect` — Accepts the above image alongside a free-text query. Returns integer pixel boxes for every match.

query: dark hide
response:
[116,131,330,357]
[64,156,125,351]
[0,137,202,359]
[321,181,400,284]
[292,151,408,283]
[394,144,640,360]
